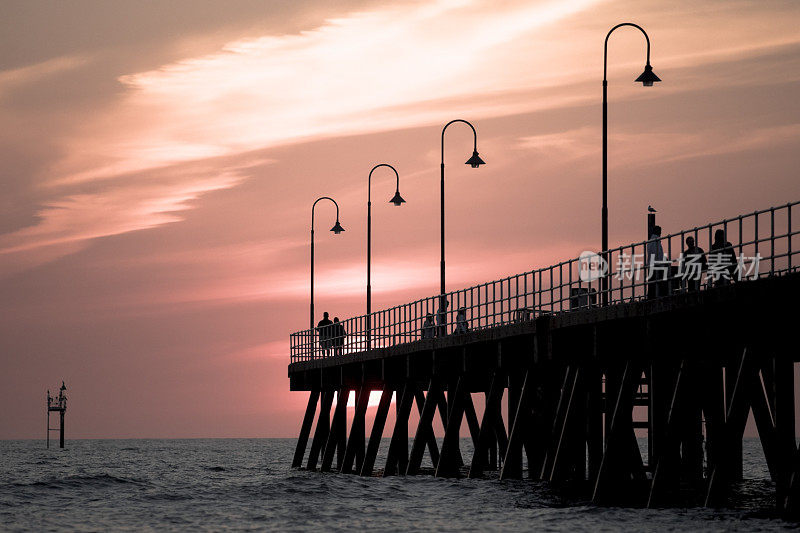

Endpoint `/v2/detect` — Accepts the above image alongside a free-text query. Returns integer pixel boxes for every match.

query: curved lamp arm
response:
[311,196,341,232]
[441,119,478,163]
[604,22,651,81]
[368,164,401,203]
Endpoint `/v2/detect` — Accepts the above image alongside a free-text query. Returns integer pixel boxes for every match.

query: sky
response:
[1,0,799,438]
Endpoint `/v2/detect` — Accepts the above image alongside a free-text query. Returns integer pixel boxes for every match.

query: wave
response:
[13,473,147,489]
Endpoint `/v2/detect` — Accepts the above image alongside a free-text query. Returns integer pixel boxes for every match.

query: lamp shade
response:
[635,64,661,87]
[465,150,485,168]
[330,221,345,234]
[389,190,406,206]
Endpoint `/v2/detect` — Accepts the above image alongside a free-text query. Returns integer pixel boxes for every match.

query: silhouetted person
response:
[436,297,449,337]
[647,225,666,299]
[453,307,469,335]
[680,236,707,291]
[422,313,435,339]
[332,317,346,356]
[316,311,333,356]
[708,229,737,286]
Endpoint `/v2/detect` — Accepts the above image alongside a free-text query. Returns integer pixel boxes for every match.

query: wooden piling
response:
[340,386,370,474]
[436,377,466,477]
[360,386,393,477]
[292,389,320,468]
[384,383,415,476]
[321,388,349,472]
[306,390,334,471]
[408,380,443,475]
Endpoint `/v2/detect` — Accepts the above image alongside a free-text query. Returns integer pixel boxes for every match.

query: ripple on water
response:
[0,439,792,532]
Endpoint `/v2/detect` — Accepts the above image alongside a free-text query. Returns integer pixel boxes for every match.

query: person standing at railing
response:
[332,317,346,356]
[316,311,333,356]
[453,307,469,335]
[436,297,449,337]
[708,229,737,287]
[679,236,707,291]
[646,225,666,299]
[422,313,436,339]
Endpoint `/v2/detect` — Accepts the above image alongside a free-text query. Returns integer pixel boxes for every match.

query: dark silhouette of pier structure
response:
[288,201,800,514]
[46,382,67,449]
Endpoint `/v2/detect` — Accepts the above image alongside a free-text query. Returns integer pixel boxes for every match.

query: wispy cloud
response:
[5,0,800,270]
[0,0,602,268]
[0,55,88,95]
[0,169,244,259]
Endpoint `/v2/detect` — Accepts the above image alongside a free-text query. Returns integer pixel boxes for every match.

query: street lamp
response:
[601,22,660,305]
[310,196,344,329]
[366,164,405,349]
[440,119,485,295]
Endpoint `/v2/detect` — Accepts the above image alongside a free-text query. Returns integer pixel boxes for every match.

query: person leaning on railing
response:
[421,313,436,339]
[646,225,667,299]
[679,236,707,291]
[436,297,449,337]
[453,307,469,335]
[708,229,737,287]
[332,317,346,356]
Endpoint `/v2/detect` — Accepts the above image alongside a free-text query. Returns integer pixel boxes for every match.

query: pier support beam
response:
[341,386,370,474]
[384,383,415,476]
[436,377,466,477]
[592,360,646,505]
[360,386,393,477]
[292,388,320,468]
[470,371,505,478]
[706,348,757,507]
[414,386,441,468]
[408,380,444,475]
[321,388,349,472]
[306,390,334,471]
[501,370,532,480]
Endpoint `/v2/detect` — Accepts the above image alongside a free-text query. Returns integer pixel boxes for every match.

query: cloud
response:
[0,55,88,96]
[0,0,603,270]
[0,167,246,277]
[6,0,800,272]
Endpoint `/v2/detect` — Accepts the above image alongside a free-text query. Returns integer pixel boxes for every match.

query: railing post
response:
[789,205,793,271]
[771,208,776,275]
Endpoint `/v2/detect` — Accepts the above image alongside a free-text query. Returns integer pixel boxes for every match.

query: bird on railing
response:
[648,205,657,213]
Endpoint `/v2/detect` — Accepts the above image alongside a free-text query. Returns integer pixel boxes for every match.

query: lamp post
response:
[310,197,344,329]
[440,119,485,295]
[367,164,405,350]
[601,22,660,305]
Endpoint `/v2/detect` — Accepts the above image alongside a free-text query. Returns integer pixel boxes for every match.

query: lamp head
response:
[465,150,485,168]
[635,64,661,87]
[389,190,406,206]
[330,221,345,234]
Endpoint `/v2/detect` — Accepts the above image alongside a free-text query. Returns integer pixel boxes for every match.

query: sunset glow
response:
[1,0,799,439]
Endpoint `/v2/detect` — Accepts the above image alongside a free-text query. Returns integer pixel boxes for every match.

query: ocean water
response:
[0,438,793,532]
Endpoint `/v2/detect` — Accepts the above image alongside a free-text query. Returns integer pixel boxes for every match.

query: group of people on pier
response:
[646,227,740,298]
[315,312,346,356]
[421,299,469,339]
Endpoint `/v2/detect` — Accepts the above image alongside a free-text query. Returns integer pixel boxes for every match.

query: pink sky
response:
[1,0,799,438]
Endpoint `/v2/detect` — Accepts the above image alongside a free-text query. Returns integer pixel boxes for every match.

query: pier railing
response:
[290,201,798,362]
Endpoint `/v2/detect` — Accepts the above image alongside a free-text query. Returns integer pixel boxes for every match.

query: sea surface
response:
[0,438,793,531]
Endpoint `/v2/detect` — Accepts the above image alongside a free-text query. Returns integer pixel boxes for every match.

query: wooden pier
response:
[288,202,800,514]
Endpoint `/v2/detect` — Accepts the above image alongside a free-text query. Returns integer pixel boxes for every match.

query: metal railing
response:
[290,201,798,363]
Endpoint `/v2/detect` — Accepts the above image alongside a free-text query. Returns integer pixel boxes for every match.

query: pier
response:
[288,201,800,513]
